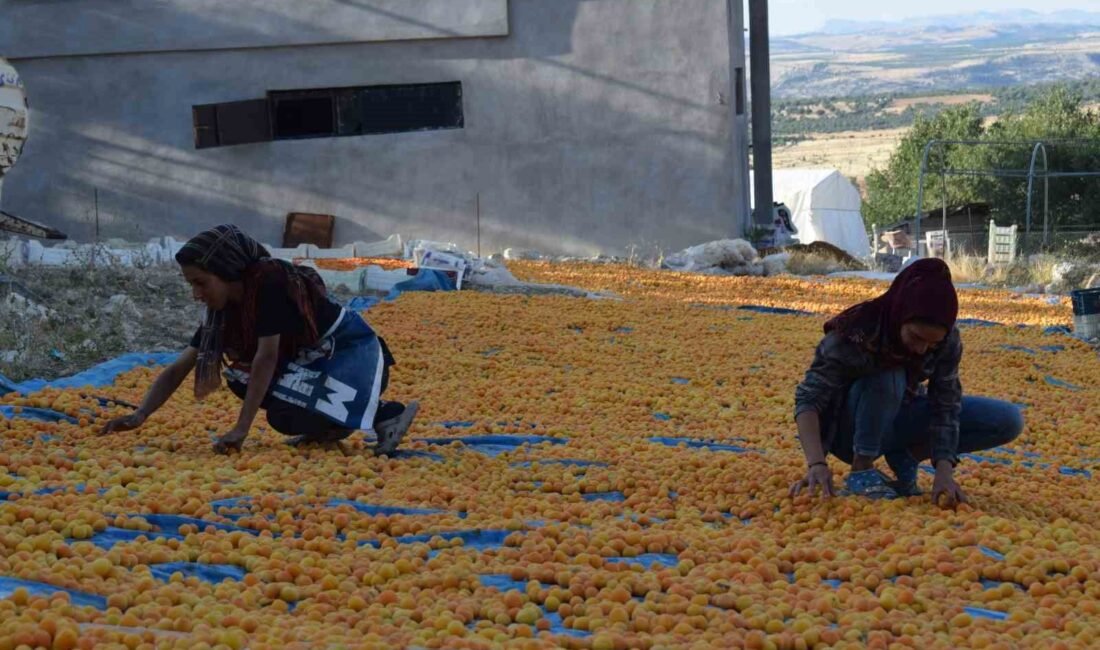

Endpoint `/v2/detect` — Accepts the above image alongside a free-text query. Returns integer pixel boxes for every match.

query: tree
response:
[862,104,986,227]
[975,87,1100,232]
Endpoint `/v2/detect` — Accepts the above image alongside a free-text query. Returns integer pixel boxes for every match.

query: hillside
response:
[770,14,1100,99]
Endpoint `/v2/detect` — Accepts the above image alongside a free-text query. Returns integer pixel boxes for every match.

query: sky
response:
[766,0,1099,36]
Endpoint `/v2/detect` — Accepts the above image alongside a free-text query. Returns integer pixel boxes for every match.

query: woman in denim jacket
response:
[790,259,1023,504]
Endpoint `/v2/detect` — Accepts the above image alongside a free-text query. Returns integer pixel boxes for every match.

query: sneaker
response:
[844,469,900,500]
[885,449,922,496]
[374,401,419,456]
[286,427,354,447]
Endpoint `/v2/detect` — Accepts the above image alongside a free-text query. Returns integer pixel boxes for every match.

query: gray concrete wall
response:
[0,0,509,57]
[2,0,741,257]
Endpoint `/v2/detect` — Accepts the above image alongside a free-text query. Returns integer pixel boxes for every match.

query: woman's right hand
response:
[789,463,836,498]
[99,411,147,435]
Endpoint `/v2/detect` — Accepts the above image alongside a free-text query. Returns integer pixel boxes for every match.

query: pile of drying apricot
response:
[1,263,1095,649]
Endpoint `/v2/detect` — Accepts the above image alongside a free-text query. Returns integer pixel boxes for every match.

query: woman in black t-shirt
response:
[100,224,418,455]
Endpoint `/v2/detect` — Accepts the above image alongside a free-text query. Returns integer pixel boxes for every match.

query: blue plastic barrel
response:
[1071,288,1100,339]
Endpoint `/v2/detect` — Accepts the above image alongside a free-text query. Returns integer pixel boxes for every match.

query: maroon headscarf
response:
[825,258,958,358]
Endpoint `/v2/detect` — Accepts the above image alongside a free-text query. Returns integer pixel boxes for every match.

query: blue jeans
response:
[832,368,1024,464]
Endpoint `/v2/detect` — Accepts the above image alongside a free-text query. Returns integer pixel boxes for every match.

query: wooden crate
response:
[283,213,335,248]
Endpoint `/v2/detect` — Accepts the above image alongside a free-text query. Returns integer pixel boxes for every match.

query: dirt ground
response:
[0,260,202,382]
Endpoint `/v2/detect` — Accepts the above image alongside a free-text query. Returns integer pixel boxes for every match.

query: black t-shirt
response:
[189,271,342,353]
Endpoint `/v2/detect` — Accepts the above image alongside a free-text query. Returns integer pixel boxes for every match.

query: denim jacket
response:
[794,327,963,464]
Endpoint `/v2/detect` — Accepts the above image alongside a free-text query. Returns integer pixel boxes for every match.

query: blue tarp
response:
[149,562,247,584]
[84,527,185,550]
[418,435,566,458]
[327,499,460,518]
[479,574,554,592]
[510,459,608,469]
[650,437,760,454]
[964,606,1008,621]
[1,352,178,396]
[0,406,77,424]
[737,305,814,316]
[544,611,591,637]
[1044,376,1083,391]
[981,579,1023,591]
[345,296,380,312]
[979,546,1007,561]
[135,514,256,536]
[0,576,107,609]
[396,529,512,550]
[582,491,626,502]
[385,269,456,301]
[605,553,679,569]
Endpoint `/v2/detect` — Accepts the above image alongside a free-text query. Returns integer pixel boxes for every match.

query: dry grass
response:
[885,93,995,114]
[773,128,908,183]
[785,251,855,276]
[946,254,1058,287]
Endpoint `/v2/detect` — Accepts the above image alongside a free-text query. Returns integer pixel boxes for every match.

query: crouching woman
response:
[789,259,1024,505]
[100,224,418,454]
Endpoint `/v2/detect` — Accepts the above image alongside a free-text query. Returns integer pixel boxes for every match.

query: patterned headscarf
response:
[176,224,326,400]
[825,257,959,362]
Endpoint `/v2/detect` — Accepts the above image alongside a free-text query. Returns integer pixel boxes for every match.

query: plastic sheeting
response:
[0,576,107,609]
[510,459,608,469]
[650,437,761,454]
[149,562,247,584]
[737,305,814,317]
[418,435,567,458]
[327,499,462,518]
[751,169,871,259]
[84,527,182,550]
[0,405,77,424]
[385,268,456,301]
[0,352,178,396]
[605,553,679,569]
[581,491,626,502]
[476,574,591,638]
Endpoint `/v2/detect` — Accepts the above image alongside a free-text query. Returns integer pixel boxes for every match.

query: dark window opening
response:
[337,82,464,136]
[192,81,463,149]
[272,92,336,139]
[192,99,272,149]
[735,68,745,116]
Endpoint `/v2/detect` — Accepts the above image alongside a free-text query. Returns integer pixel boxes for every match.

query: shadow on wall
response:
[4,0,733,256]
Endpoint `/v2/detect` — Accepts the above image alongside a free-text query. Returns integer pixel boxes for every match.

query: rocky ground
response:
[0,260,201,382]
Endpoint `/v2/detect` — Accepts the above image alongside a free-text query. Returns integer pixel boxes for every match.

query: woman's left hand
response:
[213,427,249,455]
[931,463,968,509]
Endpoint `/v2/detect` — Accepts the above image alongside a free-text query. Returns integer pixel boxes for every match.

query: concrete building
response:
[0,0,751,256]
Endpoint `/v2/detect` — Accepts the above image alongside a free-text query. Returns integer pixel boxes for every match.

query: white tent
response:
[750,169,870,259]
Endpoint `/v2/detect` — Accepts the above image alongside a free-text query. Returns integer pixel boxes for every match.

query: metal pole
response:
[748,0,773,231]
[476,192,481,258]
[914,140,936,258]
[1043,160,1050,249]
[941,162,947,258]
[725,0,752,236]
[1025,142,1050,250]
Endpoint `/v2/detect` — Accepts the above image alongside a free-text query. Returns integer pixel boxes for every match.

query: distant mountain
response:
[770,17,1100,99]
[818,9,1100,35]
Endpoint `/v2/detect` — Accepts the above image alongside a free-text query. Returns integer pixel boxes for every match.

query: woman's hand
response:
[99,411,147,435]
[213,427,249,455]
[789,463,835,498]
[932,462,968,509]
